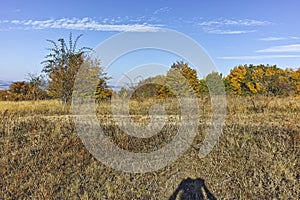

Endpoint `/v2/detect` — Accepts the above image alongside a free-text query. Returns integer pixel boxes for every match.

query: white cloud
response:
[197,18,271,35]
[221,43,300,60]
[260,36,299,41]
[220,54,300,60]
[11,20,22,24]
[204,28,256,35]
[256,44,300,53]
[0,17,163,32]
[198,19,273,27]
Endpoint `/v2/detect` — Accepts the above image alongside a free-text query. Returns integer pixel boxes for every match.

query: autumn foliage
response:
[1,60,300,101]
[0,81,48,101]
[225,64,300,96]
[131,63,299,99]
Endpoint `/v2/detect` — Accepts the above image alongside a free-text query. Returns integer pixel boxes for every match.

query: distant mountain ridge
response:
[0,80,12,90]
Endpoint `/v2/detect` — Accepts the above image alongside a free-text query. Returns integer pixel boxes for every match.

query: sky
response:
[1,0,300,85]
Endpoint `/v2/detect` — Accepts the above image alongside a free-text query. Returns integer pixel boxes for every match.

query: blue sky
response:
[1,0,300,84]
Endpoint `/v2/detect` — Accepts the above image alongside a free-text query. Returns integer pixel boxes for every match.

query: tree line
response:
[126,62,300,99]
[0,34,299,102]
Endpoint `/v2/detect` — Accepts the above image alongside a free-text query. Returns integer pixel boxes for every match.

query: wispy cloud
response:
[260,37,287,41]
[198,19,272,26]
[260,36,299,41]
[197,18,272,35]
[256,44,300,53]
[204,27,256,35]
[220,54,300,60]
[221,43,300,60]
[0,17,163,32]
[259,36,300,41]
[153,7,172,15]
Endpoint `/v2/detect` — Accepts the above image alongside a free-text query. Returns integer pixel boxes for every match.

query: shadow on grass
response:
[169,177,217,200]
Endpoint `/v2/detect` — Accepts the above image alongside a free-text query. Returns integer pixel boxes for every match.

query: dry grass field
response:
[0,96,299,199]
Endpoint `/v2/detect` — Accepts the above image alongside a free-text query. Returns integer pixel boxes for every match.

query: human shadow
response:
[169,177,217,200]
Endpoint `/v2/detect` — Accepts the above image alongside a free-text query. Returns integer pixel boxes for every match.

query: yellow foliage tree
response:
[224,65,247,95]
[225,64,299,96]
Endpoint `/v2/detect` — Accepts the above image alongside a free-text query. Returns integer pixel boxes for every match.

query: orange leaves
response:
[225,65,300,96]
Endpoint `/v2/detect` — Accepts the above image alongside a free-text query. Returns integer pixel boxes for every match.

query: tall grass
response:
[0,100,70,116]
[0,96,299,199]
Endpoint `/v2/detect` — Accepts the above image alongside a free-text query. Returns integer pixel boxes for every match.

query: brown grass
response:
[0,96,299,199]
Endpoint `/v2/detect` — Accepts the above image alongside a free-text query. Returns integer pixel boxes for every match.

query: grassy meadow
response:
[0,96,299,199]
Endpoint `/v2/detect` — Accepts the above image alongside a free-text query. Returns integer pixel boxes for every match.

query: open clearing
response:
[0,96,299,199]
